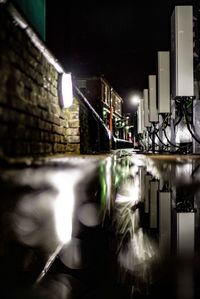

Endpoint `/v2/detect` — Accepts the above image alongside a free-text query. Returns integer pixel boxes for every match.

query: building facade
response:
[76,76,129,140]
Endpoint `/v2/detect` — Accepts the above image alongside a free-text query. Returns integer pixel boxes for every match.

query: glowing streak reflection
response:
[52,171,80,244]
[104,157,112,213]
[116,175,140,205]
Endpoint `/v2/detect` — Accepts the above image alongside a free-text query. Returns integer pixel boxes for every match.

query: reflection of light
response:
[116,174,140,205]
[116,204,156,275]
[59,238,83,269]
[108,130,112,140]
[13,191,56,250]
[60,73,73,108]
[78,203,100,227]
[176,163,193,182]
[130,164,138,177]
[146,158,161,179]
[130,156,146,167]
[176,126,191,143]
[104,157,112,212]
[53,171,80,244]
[118,225,156,269]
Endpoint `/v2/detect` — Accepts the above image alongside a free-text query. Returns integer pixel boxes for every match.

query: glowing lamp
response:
[131,95,140,105]
[60,73,73,108]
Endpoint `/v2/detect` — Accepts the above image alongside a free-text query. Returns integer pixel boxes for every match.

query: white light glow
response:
[116,174,140,205]
[78,203,100,227]
[61,73,73,108]
[53,171,78,244]
[176,126,192,143]
[108,130,112,140]
[131,95,140,105]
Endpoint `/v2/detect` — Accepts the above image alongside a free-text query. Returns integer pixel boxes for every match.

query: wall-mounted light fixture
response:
[59,73,73,108]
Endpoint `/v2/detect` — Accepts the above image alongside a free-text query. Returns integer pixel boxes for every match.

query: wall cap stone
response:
[6,2,65,74]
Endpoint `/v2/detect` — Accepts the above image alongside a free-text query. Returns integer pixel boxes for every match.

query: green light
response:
[99,164,107,209]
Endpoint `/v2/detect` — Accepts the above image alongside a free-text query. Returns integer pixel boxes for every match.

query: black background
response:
[46,0,195,112]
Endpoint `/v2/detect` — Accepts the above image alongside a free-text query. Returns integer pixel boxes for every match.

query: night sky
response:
[46,0,195,112]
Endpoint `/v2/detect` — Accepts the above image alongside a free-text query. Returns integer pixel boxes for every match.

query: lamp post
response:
[130,94,143,149]
[131,95,140,105]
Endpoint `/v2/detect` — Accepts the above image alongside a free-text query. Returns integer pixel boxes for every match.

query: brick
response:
[53,143,58,153]
[50,104,59,115]
[68,120,80,128]
[50,85,57,97]
[36,72,43,85]
[57,144,64,152]
[41,110,49,120]
[59,111,65,120]
[68,112,79,120]
[60,135,67,143]
[26,104,40,117]
[25,116,36,128]
[60,119,68,128]
[52,125,63,135]
[45,143,52,153]
[53,115,60,126]
[38,96,47,109]
[66,128,79,136]
[38,120,51,132]
[67,104,79,112]
[16,81,25,99]
[67,136,80,143]
[66,144,80,153]
[44,122,52,131]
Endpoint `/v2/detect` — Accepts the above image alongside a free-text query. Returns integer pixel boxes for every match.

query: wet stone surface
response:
[0,152,200,298]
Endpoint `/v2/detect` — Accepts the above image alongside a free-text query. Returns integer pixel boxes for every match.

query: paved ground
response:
[0,151,200,298]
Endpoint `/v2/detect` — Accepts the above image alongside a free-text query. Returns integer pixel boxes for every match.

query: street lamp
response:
[131,95,140,105]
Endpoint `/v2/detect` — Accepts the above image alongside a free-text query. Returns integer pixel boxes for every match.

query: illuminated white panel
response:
[148,75,158,122]
[158,52,170,113]
[171,6,194,98]
[143,89,151,127]
[159,192,171,252]
[177,212,195,257]
[60,73,73,108]
[150,180,159,228]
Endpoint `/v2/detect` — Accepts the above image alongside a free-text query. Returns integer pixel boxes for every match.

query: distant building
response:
[75,76,127,139]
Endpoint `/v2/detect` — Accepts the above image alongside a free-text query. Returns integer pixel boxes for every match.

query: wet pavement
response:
[0,151,200,298]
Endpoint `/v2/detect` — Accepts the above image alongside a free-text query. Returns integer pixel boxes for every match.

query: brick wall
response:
[0,4,80,158]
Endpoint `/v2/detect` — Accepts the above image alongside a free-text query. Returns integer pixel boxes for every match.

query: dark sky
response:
[46,0,195,111]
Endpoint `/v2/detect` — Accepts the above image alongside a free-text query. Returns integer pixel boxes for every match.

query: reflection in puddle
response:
[0,153,200,298]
